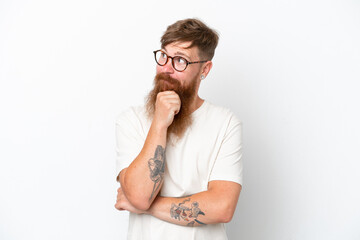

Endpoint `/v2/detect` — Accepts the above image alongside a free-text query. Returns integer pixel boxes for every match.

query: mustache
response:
[155,73,181,91]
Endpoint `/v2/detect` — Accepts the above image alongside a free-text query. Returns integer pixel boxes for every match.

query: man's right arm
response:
[117,91,180,211]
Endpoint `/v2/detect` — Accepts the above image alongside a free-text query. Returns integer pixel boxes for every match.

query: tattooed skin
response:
[148,145,165,201]
[170,198,206,226]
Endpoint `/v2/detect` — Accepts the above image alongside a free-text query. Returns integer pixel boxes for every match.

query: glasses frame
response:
[153,50,209,72]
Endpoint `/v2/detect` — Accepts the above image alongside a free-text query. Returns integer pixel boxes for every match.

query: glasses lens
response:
[173,56,187,71]
[155,51,167,65]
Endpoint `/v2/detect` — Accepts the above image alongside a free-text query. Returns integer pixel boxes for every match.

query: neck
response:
[188,95,204,114]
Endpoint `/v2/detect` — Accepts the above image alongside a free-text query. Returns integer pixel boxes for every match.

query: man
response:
[115,18,243,240]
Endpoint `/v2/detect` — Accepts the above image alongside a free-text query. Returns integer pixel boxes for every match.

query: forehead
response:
[163,41,199,60]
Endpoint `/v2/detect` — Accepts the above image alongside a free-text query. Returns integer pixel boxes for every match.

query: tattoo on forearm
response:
[148,145,165,201]
[170,198,206,226]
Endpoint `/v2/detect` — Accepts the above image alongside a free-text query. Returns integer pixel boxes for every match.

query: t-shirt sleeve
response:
[209,114,243,186]
[115,108,144,181]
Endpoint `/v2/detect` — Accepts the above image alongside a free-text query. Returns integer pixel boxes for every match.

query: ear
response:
[201,61,213,78]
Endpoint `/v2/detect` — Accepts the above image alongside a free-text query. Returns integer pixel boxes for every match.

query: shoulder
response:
[116,105,145,121]
[203,101,242,126]
[115,105,148,127]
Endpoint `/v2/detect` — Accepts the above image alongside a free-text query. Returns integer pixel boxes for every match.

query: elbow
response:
[121,186,152,211]
[127,195,152,211]
[120,171,152,211]
[122,183,152,211]
[218,202,236,223]
[220,211,234,223]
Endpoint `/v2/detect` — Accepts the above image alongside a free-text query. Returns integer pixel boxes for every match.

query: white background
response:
[1,0,359,239]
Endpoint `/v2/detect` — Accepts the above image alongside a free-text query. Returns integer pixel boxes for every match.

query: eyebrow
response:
[163,48,191,60]
[174,51,191,59]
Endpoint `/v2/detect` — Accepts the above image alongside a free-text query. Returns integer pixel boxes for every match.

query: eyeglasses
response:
[153,50,208,72]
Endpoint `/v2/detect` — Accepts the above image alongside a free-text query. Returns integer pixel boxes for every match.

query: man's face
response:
[156,41,203,93]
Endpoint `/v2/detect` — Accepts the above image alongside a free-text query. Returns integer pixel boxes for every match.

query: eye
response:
[160,52,167,59]
[175,57,187,64]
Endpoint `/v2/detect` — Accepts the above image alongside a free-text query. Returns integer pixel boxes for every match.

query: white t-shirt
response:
[115,100,243,240]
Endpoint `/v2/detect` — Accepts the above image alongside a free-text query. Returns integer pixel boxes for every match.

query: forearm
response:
[146,189,236,227]
[120,121,167,210]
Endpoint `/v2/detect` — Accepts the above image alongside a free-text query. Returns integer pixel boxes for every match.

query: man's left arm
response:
[115,180,242,226]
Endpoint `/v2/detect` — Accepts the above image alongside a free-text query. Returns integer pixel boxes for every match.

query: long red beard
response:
[145,72,198,141]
